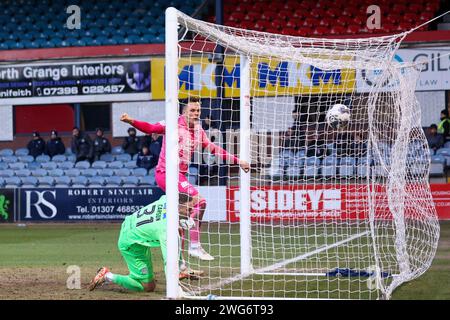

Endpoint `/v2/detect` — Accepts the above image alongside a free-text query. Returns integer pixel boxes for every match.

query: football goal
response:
[164,7,440,300]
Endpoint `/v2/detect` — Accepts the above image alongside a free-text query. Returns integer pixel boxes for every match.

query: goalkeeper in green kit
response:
[88,193,203,292]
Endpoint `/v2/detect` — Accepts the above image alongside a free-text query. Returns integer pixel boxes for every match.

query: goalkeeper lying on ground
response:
[89,193,203,292]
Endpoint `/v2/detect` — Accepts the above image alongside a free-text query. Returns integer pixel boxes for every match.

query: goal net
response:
[165,8,440,299]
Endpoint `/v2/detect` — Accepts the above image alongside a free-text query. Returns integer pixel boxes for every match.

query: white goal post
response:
[165,7,440,300]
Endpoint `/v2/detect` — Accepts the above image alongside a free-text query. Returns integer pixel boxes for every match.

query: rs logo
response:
[24,190,58,219]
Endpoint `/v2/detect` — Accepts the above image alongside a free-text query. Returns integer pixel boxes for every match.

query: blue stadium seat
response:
[22,176,38,187]
[105,176,123,186]
[48,169,64,177]
[124,161,138,169]
[36,155,51,163]
[27,162,42,170]
[133,168,147,177]
[72,176,88,187]
[356,157,370,177]
[88,176,106,186]
[15,148,29,156]
[430,155,446,176]
[100,154,114,162]
[19,155,34,164]
[92,161,107,169]
[99,168,114,177]
[187,175,197,186]
[41,162,58,170]
[285,166,301,179]
[75,161,91,169]
[0,177,5,187]
[116,154,132,162]
[55,176,72,187]
[122,176,139,187]
[65,148,74,155]
[84,168,98,177]
[188,166,199,176]
[138,176,153,186]
[58,161,75,170]
[436,148,450,166]
[0,170,14,178]
[340,157,356,177]
[321,156,338,178]
[37,176,55,187]
[9,162,26,170]
[108,161,124,170]
[304,156,321,178]
[5,177,22,188]
[52,155,67,162]
[116,168,131,177]
[0,163,8,170]
[2,156,18,163]
[32,169,48,177]
[16,169,32,177]
[66,168,81,177]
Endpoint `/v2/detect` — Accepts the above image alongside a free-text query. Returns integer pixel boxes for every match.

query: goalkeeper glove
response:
[179,218,195,230]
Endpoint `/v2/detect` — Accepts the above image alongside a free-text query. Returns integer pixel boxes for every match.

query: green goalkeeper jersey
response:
[119,195,167,249]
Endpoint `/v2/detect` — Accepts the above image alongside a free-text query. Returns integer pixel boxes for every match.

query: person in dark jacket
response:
[27,131,46,158]
[136,146,157,171]
[46,130,65,158]
[92,128,111,161]
[71,127,93,163]
[427,124,444,152]
[122,127,141,157]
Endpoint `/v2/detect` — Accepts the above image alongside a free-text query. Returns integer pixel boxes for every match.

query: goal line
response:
[187,230,370,296]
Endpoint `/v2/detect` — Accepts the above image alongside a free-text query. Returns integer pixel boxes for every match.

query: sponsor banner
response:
[227,184,449,222]
[19,187,164,221]
[0,189,15,223]
[430,184,450,220]
[0,59,151,105]
[151,56,356,99]
[356,47,450,92]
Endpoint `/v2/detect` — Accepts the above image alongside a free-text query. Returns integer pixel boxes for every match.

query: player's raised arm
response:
[120,113,166,135]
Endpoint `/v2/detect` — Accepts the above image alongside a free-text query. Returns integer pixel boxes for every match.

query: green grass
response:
[0,221,448,299]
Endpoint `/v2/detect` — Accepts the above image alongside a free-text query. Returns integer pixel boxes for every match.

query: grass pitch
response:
[0,221,449,300]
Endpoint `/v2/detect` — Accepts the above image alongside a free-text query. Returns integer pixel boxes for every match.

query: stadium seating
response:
[220,0,442,37]
[430,155,446,176]
[0,0,205,49]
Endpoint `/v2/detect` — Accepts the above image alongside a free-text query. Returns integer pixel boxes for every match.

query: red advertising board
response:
[227,184,450,222]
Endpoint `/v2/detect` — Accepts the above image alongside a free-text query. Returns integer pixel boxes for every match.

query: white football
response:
[326,104,351,129]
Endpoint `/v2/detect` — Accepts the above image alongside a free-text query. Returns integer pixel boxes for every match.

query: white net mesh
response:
[169,10,440,299]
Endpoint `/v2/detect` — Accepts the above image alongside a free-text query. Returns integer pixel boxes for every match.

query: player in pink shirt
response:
[120,97,250,261]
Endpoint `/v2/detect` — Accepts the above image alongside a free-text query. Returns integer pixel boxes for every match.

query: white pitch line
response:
[190,230,370,295]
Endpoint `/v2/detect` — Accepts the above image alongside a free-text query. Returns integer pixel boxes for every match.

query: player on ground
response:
[120,97,250,261]
[88,193,202,292]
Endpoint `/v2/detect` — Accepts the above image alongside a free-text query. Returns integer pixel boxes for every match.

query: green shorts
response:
[118,242,154,283]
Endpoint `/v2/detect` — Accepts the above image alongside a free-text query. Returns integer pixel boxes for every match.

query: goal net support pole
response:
[239,54,252,276]
[165,6,181,299]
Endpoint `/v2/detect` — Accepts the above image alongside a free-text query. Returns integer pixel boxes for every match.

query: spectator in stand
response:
[122,127,141,157]
[71,127,93,163]
[438,109,450,142]
[93,128,111,161]
[426,124,444,152]
[46,130,65,158]
[136,146,156,171]
[137,134,163,170]
[27,131,46,159]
